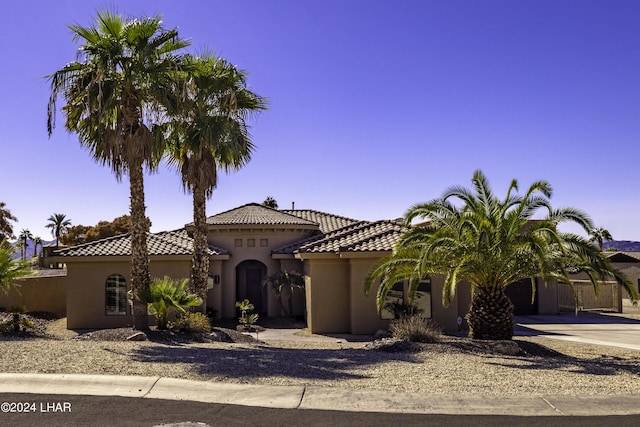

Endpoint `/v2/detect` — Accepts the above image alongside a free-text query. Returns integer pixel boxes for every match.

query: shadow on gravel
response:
[488,340,640,376]
[130,344,420,381]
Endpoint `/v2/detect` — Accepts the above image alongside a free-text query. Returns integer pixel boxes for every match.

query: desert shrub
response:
[390,315,442,343]
[169,312,211,333]
[0,306,35,333]
[137,276,202,329]
[235,299,259,330]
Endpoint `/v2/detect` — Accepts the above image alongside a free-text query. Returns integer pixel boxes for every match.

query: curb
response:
[1,374,639,415]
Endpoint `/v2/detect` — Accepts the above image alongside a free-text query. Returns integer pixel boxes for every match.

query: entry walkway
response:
[514,312,640,351]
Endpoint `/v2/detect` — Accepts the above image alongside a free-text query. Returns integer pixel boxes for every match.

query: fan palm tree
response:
[47,10,190,330]
[32,237,43,258]
[137,276,202,329]
[17,229,33,261]
[263,270,304,317]
[45,214,71,249]
[589,227,613,251]
[0,240,33,294]
[0,202,17,241]
[160,54,266,307]
[366,170,638,340]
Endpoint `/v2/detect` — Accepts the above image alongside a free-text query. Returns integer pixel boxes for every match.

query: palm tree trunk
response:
[287,292,293,318]
[191,182,209,310]
[129,161,150,330]
[465,286,514,340]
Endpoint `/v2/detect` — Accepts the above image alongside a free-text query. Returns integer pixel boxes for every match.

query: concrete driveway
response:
[515,311,640,351]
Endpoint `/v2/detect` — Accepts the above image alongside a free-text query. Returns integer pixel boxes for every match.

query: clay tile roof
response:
[205,203,318,227]
[281,209,359,233]
[56,229,227,257]
[604,251,640,263]
[273,220,404,255]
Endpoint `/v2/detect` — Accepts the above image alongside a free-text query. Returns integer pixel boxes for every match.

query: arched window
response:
[106,274,128,315]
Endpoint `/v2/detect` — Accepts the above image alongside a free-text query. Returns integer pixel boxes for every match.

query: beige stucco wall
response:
[304,257,350,333]
[347,257,390,334]
[303,254,468,335]
[0,275,67,316]
[208,228,311,318]
[428,275,464,334]
[66,257,191,329]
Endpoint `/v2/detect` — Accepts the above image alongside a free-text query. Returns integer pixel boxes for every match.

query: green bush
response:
[0,306,35,333]
[169,312,211,333]
[137,276,203,329]
[390,315,442,343]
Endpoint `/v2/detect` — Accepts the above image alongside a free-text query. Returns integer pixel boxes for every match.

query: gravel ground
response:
[1,314,639,396]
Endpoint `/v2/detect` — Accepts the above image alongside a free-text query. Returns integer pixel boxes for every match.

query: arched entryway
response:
[236,260,268,314]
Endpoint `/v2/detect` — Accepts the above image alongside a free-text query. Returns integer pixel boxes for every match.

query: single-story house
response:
[4,203,636,334]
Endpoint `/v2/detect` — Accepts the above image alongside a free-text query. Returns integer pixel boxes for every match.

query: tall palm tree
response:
[17,229,33,261]
[589,227,613,251]
[366,170,638,340]
[45,214,71,249]
[160,54,266,307]
[32,236,43,258]
[0,202,18,241]
[47,10,190,330]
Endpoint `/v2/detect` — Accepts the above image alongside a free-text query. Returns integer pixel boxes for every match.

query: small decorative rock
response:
[125,332,147,341]
[208,331,223,342]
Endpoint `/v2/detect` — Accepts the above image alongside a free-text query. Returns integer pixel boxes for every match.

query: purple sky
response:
[2,0,640,240]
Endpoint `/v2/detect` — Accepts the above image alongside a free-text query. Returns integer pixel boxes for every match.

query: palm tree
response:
[589,227,613,251]
[263,270,304,317]
[262,197,278,209]
[0,240,33,294]
[47,10,190,330]
[0,202,17,241]
[45,214,71,249]
[32,236,43,258]
[17,229,33,261]
[161,54,266,307]
[137,276,202,329]
[366,170,638,340]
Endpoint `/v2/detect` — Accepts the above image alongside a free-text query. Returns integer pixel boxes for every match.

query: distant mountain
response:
[603,241,640,252]
[9,239,56,261]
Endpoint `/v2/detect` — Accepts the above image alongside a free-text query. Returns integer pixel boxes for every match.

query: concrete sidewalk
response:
[1,373,639,416]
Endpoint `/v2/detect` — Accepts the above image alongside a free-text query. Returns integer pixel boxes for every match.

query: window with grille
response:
[106,274,127,315]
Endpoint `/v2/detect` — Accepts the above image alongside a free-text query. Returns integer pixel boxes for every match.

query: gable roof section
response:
[204,203,318,228]
[604,251,640,263]
[56,229,227,257]
[281,209,359,233]
[274,220,404,255]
